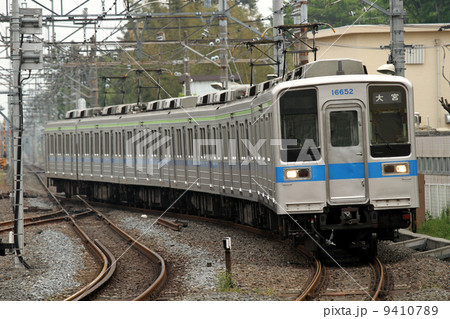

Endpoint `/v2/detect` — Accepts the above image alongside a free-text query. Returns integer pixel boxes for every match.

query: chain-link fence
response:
[425,183,450,218]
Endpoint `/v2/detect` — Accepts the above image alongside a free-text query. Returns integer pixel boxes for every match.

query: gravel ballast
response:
[0,224,93,300]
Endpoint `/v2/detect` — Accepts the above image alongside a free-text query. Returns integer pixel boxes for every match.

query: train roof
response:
[48,59,413,126]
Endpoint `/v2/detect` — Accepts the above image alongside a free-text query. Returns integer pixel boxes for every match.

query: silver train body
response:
[45,59,418,253]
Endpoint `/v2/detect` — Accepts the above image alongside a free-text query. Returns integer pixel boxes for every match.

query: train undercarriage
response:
[51,178,412,257]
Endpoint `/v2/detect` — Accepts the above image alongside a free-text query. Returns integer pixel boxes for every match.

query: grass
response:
[418,207,450,240]
[217,270,234,291]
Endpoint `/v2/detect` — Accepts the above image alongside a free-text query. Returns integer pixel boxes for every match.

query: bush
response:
[418,207,450,240]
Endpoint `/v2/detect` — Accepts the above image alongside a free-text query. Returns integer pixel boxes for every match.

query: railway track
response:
[30,172,167,300]
[297,252,386,301]
[76,199,324,300]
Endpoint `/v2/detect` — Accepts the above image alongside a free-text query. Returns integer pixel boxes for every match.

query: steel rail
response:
[296,250,323,301]
[157,217,182,231]
[0,210,64,230]
[76,195,167,300]
[67,239,117,301]
[31,172,117,301]
[0,210,93,233]
[370,256,385,301]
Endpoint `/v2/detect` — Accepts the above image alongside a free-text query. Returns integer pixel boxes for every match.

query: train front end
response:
[272,60,418,253]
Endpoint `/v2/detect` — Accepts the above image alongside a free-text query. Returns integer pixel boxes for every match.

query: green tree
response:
[306,0,450,27]
[98,0,269,105]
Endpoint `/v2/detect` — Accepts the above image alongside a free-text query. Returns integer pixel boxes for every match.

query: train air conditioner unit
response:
[143,101,160,111]
[302,59,366,78]
[230,84,250,99]
[102,105,118,116]
[213,90,234,104]
[197,93,214,106]
[79,107,102,118]
[179,96,197,108]
[247,85,257,97]
[115,104,135,114]
[165,98,180,109]
[65,109,81,119]
[153,100,166,110]
[139,102,151,112]
[257,79,274,94]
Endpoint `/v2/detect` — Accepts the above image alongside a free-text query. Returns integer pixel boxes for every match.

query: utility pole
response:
[89,35,99,107]
[293,1,309,68]
[390,0,405,76]
[361,0,405,76]
[183,31,191,96]
[10,0,25,268]
[272,0,284,76]
[6,2,42,267]
[218,0,228,89]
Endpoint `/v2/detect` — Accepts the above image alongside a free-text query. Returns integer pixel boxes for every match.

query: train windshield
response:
[279,89,320,162]
[369,86,410,157]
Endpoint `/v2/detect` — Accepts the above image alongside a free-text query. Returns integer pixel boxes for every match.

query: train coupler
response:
[340,207,360,225]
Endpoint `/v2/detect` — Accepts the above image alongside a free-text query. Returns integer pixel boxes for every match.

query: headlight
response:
[382,163,409,175]
[285,169,298,179]
[395,164,408,173]
[284,168,311,180]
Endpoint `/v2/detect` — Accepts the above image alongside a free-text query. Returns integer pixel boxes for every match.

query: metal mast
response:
[390,0,405,76]
[272,0,284,76]
[10,0,25,268]
[219,0,228,89]
[293,1,309,67]
[183,30,191,96]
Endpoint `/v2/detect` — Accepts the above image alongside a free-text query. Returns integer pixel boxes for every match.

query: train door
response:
[159,128,170,187]
[93,132,100,178]
[325,103,367,204]
[220,125,229,191]
[103,132,110,179]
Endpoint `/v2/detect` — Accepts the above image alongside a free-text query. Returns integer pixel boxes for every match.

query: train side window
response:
[279,89,320,162]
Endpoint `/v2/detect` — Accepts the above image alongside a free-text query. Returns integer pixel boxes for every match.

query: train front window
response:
[279,89,320,162]
[369,86,410,157]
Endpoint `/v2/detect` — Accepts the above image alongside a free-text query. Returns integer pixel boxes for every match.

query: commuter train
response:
[44,59,419,256]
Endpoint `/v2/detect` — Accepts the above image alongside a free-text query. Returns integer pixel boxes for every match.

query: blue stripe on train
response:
[275,160,417,183]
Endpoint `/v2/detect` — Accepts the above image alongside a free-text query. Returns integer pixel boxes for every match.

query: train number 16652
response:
[331,88,354,96]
